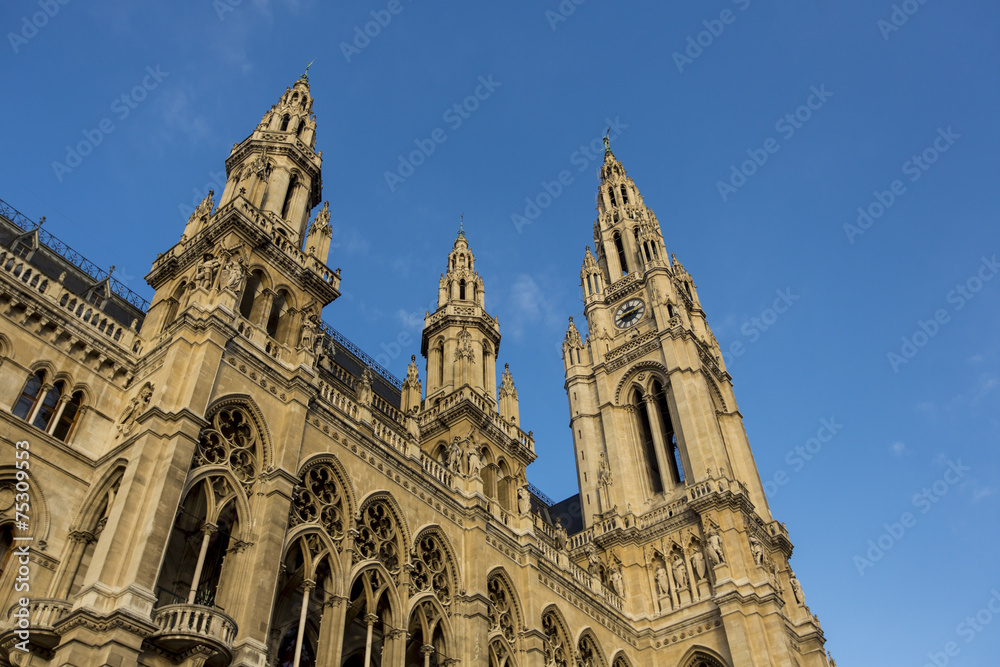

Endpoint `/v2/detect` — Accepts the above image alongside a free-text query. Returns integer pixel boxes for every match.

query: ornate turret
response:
[498,363,519,426]
[401,354,422,414]
[421,224,500,406]
[215,70,323,245]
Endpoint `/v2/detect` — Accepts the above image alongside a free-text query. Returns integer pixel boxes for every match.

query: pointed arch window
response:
[632,389,663,494]
[620,184,629,206]
[281,174,299,220]
[653,380,685,485]
[613,232,628,276]
[459,279,467,300]
[239,271,263,320]
[12,371,44,419]
[280,114,291,131]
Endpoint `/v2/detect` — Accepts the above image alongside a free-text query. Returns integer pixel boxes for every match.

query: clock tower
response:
[563,140,770,528]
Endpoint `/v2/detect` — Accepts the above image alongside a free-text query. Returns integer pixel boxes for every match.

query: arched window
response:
[685,282,693,300]
[32,381,64,431]
[620,184,629,206]
[632,389,663,494]
[162,280,186,332]
[280,174,298,220]
[0,525,14,583]
[459,279,467,300]
[586,275,593,295]
[279,114,290,131]
[12,371,44,419]
[266,289,292,341]
[653,380,684,485]
[297,119,306,137]
[239,271,263,320]
[613,232,628,276]
[52,391,83,441]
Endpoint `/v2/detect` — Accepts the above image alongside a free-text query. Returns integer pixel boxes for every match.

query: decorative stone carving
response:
[116,382,153,439]
[468,447,481,478]
[194,252,222,290]
[195,405,260,489]
[672,555,688,590]
[707,524,725,566]
[455,328,475,362]
[290,463,347,540]
[610,565,625,598]
[690,547,707,580]
[357,367,373,406]
[412,533,453,604]
[220,254,245,292]
[446,436,463,474]
[487,575,516,642]
[554,517,569,551]
[790,572,804,604]
[517,483,531,515]
[355,502,400,573]
[749,535,764,567]
[654,564,670,596]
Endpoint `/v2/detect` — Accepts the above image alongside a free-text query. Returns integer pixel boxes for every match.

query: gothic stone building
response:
[0,74,832,667]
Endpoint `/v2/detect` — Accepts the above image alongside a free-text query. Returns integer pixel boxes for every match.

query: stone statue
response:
[587,547,602,577]
[654,564,670,596]
[610,567,624,598]
[672,555,688,589]
[554,518,569,551]
[690,548,706,580]
[468,447,482,478]
[749,536,764,567]
[447,436,463,474]
[194,253,221,289]
[406,407,420,442]
[707,525,725,566]
[221,256,244,292]
[116,382,154,439]
[790,573,804,604]
[517,484,531,515]
[299,314,318,352]
[357,367,373,406]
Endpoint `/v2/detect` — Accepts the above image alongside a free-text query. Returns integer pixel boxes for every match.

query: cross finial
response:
[458,213,465,237]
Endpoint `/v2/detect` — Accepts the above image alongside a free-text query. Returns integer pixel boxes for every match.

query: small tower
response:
[498,363,519,426]
[421,222,499,408]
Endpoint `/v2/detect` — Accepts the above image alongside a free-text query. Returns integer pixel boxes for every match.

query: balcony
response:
[149,603,237,667]
[1,598,72,655]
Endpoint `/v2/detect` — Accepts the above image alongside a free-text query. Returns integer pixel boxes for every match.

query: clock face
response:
[614,299,645,329]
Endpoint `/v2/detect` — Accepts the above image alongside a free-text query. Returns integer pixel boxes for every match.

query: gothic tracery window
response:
[542,611,571,667]
[290,461,348,541]
[355,500,402,574]
[487,573,517,646]
[411,532,455,604]
[194,405,262,490]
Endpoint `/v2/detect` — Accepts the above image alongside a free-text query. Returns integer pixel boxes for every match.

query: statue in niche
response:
[610,566,625,598]
[654,563,670,596]
[299,313,323,355]
[221,255,245,292]
[749,535,765,567]
[597,451,613,512]
[446,436,463,474]
[406,407,420,442]
[467,447,481,478]
[194,253,221,289]
[116,382,154,439]
[707,524,725,566]
[672,555,688,589]
[690,547,706,580]
[517,483,531,515]
[554,518,569,551]
[790,573,804,604]
[587,546,602,577]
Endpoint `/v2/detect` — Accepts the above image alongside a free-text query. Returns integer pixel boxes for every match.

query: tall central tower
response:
[561,141,828,665]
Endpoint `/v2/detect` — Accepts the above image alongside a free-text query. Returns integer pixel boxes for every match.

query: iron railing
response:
[318,320,403,389]
[0,197,151,311]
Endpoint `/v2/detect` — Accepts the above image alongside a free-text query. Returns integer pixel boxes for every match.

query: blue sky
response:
[4,0,999,663]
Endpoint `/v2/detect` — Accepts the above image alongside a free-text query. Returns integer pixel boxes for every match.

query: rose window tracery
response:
[290,463,346,540]
[411,533,452,603]
[356,502,400,572]
[195,407,260,488]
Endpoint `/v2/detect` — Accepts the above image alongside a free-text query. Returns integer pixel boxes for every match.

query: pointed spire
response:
[498,363,520,426]
[401,354,422,413]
